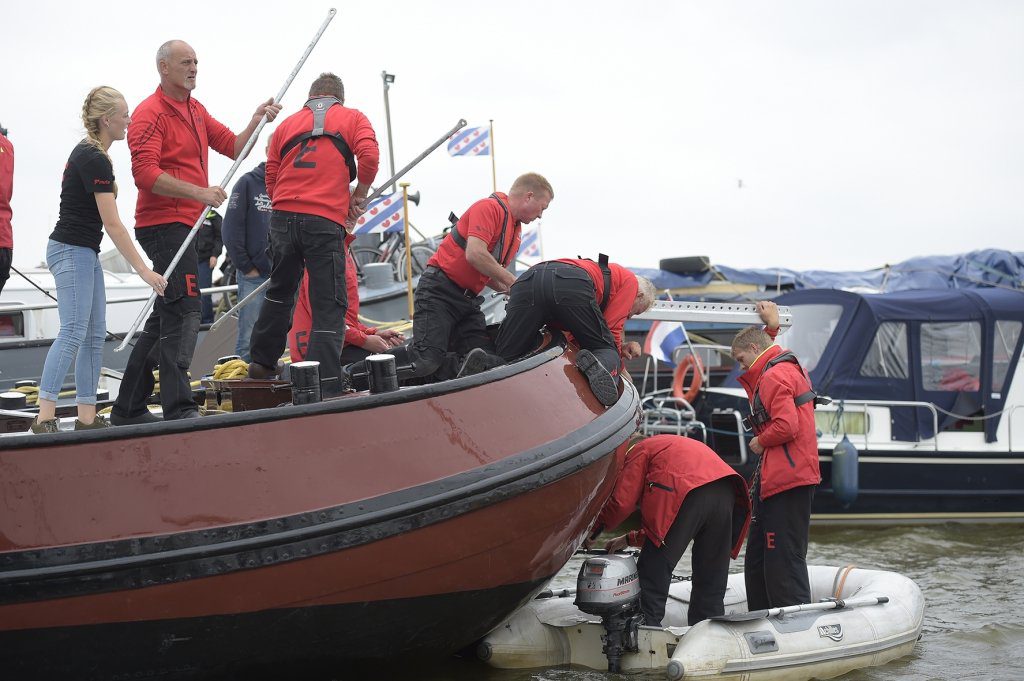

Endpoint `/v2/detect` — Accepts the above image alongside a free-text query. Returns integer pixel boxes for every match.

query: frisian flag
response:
[351,193,404,235]
[643,321,688,367]
[447,126,490,156]
[517,226,541,260]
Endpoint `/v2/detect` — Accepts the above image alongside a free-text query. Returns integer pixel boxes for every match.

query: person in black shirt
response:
[195,208,223,323]
[31,86,166,434]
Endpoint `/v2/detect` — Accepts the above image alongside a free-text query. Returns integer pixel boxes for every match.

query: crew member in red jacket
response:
[0,124,13,294]
[494,257,656,406]
[357,173,552,384]
[586,435,750,626]
[731,300,821,610]
[0,123,13,295]
[288,248,404,389]
[247,73,379,397]
[112,39,280,424]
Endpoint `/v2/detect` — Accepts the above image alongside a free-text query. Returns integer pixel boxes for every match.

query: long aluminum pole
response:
[382,71,397,193]
[401,182,414,318]
[116,8,338,352]
[210,118,467,330]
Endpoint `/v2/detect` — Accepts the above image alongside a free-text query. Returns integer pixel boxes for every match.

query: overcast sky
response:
[2,0,1021,275]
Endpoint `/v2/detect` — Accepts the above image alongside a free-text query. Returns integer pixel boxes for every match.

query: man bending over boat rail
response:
[491,256,656,406]
[731,300,821,610]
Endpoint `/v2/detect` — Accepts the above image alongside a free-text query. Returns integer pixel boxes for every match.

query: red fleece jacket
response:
[129,86,237,228]
[595,435,750,556]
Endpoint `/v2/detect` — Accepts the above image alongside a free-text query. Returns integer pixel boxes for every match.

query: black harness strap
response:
[280,97,357,181]
[575,253,613,312]
[445,194,515,266]
[748,351,830,431]
[597,253,612,312]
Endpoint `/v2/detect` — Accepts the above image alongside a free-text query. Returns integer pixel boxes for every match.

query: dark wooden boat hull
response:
[0,344,639,679]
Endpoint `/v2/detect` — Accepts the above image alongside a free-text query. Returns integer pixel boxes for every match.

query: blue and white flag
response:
[517,226,541,261]
[643,321,688,367]
[447,126,490,156]
[351,193,405,235]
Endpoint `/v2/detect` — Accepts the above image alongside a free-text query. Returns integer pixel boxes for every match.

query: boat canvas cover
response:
[631,248,1024,293]
[765,287,1024,443]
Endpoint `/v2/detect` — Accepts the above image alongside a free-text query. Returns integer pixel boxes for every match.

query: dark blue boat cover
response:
[762,288,1024,443]
[631,249,1024,293]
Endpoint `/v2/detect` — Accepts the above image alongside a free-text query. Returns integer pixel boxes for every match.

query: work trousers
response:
[250,211,347,394]
[744,483,815,610]
[113,223,200,420]
[0,247,10,295]
[402,265,492,381]
[197,258,215,324]
[637,477,735,627]
[496,261,620,375]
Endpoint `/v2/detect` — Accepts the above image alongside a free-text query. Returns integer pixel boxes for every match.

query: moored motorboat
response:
[632,286,1024,524]
[479,564,924,679]
[0,339,639,679]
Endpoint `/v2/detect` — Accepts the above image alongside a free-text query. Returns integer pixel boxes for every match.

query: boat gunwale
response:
[0,338,568,450]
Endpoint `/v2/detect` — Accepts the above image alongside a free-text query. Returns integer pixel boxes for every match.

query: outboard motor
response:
[574,554,643,672]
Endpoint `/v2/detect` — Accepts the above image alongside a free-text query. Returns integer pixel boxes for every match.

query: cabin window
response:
[0,310,25,338]
[993,320,1022,393]
[784,304,843,372]
[920,321,981,392]
[859,322,908,379]
[815,409,869,435]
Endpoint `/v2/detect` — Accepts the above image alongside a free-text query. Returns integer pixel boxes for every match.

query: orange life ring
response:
[672,354,704,404]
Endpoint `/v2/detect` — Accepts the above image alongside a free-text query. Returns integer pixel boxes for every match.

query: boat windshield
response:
[783,304,844,372]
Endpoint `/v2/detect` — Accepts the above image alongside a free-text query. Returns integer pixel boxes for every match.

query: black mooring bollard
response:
[366,354,399,394]
[290,361,322,405]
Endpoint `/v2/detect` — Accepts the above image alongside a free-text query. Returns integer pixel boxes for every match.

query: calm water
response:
[410,523,1024,681]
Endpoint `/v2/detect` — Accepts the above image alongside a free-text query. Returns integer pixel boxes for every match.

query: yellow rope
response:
[357,314,413,333]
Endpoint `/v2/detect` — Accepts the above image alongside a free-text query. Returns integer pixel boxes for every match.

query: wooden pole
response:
[401,182,414,319]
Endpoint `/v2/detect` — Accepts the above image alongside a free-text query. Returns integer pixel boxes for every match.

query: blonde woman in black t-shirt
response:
[31,87,167,434]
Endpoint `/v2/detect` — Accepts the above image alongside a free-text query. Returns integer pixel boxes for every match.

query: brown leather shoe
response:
[247,361,283,380]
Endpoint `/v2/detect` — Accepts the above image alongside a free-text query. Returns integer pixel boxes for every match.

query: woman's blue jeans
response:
[39,239,106,404]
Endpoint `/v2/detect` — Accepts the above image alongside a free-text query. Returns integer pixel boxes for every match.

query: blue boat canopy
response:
[763,287,1024,443]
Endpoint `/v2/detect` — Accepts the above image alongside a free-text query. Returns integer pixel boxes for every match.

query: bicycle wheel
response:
[393,245,435,282]
[350,246,385,282]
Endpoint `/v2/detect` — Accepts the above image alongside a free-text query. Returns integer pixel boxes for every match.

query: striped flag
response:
[643,321,688,367]
[448,126,490,156]
[517,226,541,261]
[351,193,404,235]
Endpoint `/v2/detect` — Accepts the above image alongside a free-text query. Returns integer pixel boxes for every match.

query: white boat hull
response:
[479,565,924,680]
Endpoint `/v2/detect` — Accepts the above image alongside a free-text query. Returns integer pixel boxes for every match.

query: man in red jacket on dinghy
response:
[731,300,822,611]
[586,435,751,627]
